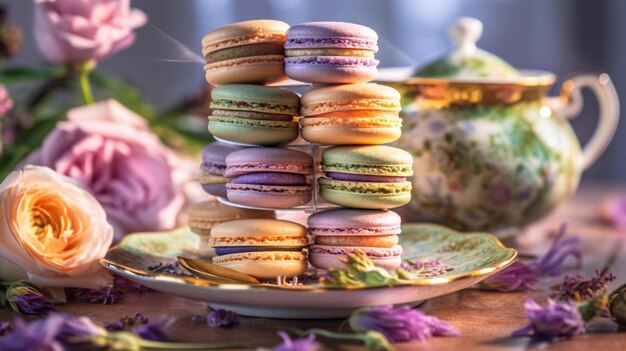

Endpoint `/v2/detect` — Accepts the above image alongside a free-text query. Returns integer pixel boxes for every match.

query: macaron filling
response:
[201,161,226,175]
[215,246,304,256]
[212,109,294,121]
[232,172,308,186]
[210,98,299,115]
[322,162,413,176]
[205,43,284,63]
[326,172,406,183]
[285,38,378,51]
[284,56,378,67]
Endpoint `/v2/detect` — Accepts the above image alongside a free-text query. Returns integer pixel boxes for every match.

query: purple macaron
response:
[200,141,244,197]
[225,147,313,208]
[285,22,379,84]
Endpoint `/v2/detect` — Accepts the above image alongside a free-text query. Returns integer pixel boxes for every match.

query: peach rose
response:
[0,166,113,290]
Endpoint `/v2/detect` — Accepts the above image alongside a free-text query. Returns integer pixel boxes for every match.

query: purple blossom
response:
[147,262,192,276]
[104,312,149,331]
[0,321,12,336]
[530,223,582,276]
[7,286,56,315]
[400,259,450,278]
[512,298,584,341]
[133,315,175,342]
[551,270,616,303]
[0,313,105,351]
[349,305,460,342]
[207,309,238,328]
[481,261,538,291]
[482,223,581,291]
[67,286,124,304]
[272,331,320,351]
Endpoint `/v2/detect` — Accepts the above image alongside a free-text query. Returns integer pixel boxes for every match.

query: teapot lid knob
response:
[449,17,483,55]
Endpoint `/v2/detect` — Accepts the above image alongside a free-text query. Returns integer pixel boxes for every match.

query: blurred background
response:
[6,0,626,181]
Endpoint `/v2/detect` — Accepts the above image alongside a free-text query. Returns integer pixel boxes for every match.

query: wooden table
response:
[2,182,626,350]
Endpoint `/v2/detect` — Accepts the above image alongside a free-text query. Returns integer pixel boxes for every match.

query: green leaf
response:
[0,66,67,85]
[89,70,156,120]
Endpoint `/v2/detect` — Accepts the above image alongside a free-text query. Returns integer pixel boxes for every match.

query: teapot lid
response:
[413,17,520,79]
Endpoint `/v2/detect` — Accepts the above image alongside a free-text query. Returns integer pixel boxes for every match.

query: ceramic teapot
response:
[378,17,619,231]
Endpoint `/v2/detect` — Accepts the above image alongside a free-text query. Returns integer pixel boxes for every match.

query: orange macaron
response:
[202,20,289,85]
[300,83,402,145]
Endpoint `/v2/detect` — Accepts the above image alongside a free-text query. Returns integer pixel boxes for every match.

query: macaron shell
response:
[211,218,307,239]
[202,20,289,54]
[308,209,401,235]
[212,251,308,279]
[225,148,313,177]
[210,84,300,110]
[285,22,378,51]
[201,183,228,198]
[300,83,401,115]
[202,142,244,167]
[301,124,400,145]
[226,184,312,208]
[285,60,377,84]
[319,178,412,209]
[308,245,402,270]
[322,145,413,176]
[204,57,287,86]
[208,117,299,146]
[187,201,275,234]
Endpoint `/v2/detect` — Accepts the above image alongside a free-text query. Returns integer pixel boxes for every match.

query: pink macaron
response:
[284,22,379,84]
[225,147,313,208]
[307,208,402,270]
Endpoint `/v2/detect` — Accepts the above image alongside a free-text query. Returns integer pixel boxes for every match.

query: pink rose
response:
[28,99,195,240]
[33,0,147,64]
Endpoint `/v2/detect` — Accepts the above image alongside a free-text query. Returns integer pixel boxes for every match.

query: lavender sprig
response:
[207,309,238,328]
[482,223,581,291]
[5,283,56,316]
[271,331,320,351]
[551,270,616,303]
[400,259,450,278]
[67,286,124,305]
[147,262,192,276]
[104,312,149,331]
[512,297,584,341]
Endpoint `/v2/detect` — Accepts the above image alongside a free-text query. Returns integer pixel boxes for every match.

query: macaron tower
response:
[199,20,312,279]
[284,22,412,271]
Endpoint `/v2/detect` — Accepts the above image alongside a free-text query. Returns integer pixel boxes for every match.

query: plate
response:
[101,224,516,319]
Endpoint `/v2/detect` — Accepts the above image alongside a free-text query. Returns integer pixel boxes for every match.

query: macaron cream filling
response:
[325,172,406,183]
[319,178,411,194]
[322,162,413,176]
[204,43,285,63]
[215,246,304,256]
[285,37,378,51]
[210,98,299,115]
[232,172,308,186]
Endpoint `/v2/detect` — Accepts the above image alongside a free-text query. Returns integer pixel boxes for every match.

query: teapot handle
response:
[554,73,620,170]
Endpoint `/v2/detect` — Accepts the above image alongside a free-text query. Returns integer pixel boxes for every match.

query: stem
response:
[78,61,94,105]
[299,328,364,341]
[138,340,244,350]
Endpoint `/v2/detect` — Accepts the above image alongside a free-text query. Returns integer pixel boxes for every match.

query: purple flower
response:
[349,305,460,342]
[512,298,584,341]
[0,313,105,351]
[67,286,124,304]
[481,261,538,291]
[272,331,320,351]
[530,223,582,276]
[482,223,581,291]
[7,285,55,315]
[147,262,192,276]
[400,259,450,278]
[207,309,238,328]
[551,270,616,303]
[133,315,175,342]
[104,312,149,332]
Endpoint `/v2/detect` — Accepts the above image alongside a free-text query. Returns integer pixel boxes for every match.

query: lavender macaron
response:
[200,141,244,197]
[285,22,379,84]
[225,147,313,208]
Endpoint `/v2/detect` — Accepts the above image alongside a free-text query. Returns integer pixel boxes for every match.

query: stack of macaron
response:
[282,22,413,271]
[195,19,413,279]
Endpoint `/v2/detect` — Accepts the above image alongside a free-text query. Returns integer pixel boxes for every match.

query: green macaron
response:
[208,84,300,146]
[320,145,413,209]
